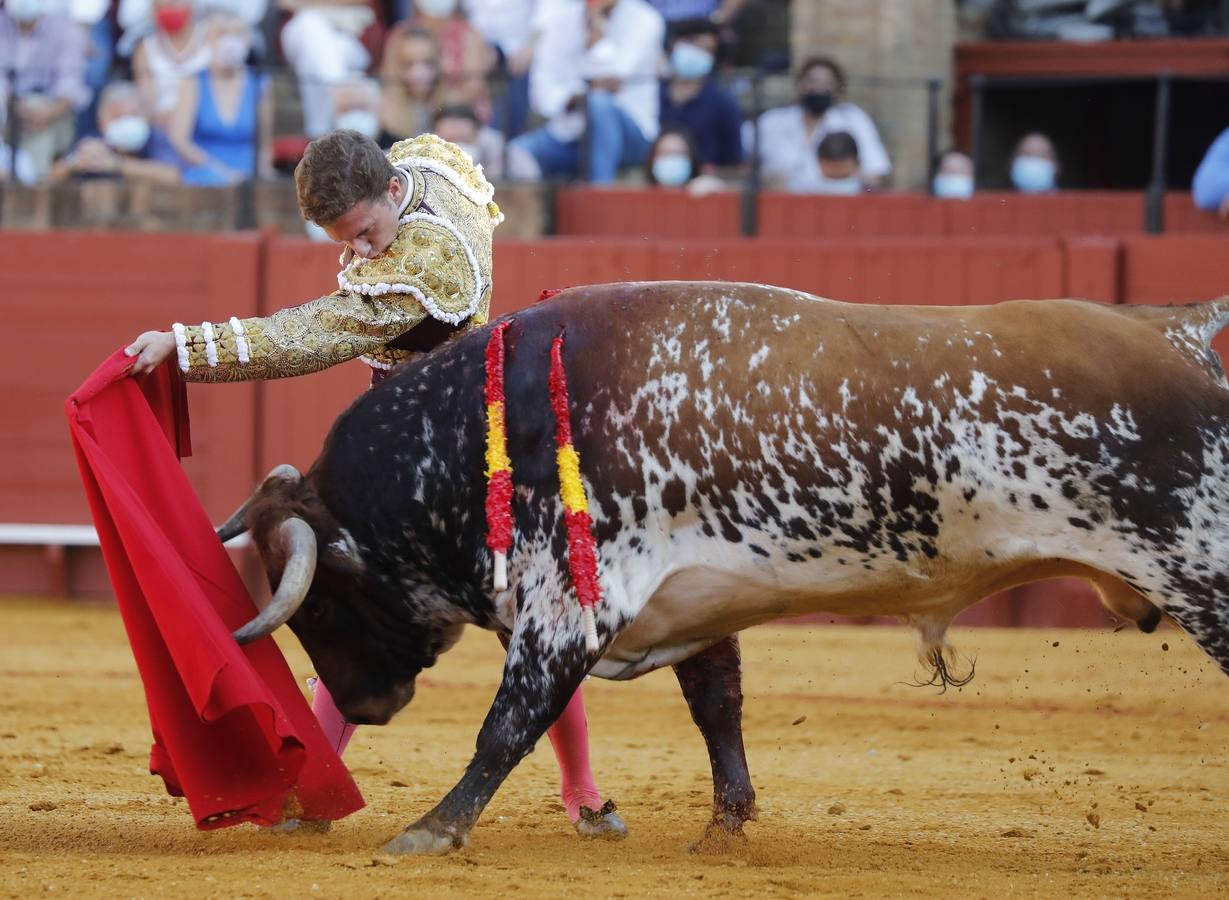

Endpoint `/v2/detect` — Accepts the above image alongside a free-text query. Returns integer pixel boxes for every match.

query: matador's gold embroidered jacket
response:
[173,134,502,382]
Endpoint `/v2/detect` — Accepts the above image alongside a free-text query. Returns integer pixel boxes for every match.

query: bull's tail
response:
[1124,296,1229,381]
[1185,296,1229,348]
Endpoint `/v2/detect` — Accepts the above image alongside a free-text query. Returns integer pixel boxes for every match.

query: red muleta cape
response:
[66,350,364,829]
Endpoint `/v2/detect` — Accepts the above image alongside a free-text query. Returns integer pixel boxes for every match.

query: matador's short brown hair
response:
[295,129,396,225]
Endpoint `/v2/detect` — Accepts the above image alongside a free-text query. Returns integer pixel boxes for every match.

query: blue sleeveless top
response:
[182,69,264,186]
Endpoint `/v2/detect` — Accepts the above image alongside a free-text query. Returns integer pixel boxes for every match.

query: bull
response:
[221,282,1229,855]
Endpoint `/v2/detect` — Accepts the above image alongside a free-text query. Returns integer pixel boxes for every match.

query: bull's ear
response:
[321,527,365,576]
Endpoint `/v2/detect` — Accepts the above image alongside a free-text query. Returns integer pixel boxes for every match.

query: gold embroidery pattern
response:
[177,133,498,383]
[179,291,427,382]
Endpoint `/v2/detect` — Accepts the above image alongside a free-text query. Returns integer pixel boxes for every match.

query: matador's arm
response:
[173,289,427,382]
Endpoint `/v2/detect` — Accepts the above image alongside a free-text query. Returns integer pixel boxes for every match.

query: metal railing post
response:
[969,74,986,186]
[5,67,19,183]
[1145,70,1172,234]
[925,78,941,194]
[740,69,762,237]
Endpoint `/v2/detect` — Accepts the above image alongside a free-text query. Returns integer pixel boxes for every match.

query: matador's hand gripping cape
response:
[172,134,503,381]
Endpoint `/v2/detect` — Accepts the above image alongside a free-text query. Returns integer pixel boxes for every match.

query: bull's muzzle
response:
[232,517,318,644]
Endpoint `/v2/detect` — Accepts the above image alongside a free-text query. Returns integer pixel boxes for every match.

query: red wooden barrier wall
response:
[0,232,262,594]
[555,187,1167,240]
[556,188,1229,241]
[554,187,742,239]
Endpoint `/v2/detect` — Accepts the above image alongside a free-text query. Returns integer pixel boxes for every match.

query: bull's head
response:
[220,465,427,725]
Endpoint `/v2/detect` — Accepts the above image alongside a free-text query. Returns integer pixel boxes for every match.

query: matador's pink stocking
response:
[309,678,357,756]
[546,687,602,822]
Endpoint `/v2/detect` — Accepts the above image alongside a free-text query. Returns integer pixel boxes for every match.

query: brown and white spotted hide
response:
[504,284,1229,681]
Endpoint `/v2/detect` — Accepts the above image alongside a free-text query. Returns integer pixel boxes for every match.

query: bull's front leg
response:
[381,618,594,855]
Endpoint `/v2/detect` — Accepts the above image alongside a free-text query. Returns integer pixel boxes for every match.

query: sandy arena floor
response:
[1,596,1226,898]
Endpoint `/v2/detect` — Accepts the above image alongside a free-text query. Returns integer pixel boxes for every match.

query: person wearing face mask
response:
[330,75,382,142]
[168,13,272,186]
[931,149,975,200]
[0,0,91,179]
[811,131,864,196]
[511,0,666,184]
[658,18,742,169]
[645,124,725,196]
[746,55,891,194]
[50,80,182,185]
[131,0,212,124]
[124,129,625,840]
[402,0,495,122]
[377,25,445,147]
[1009,132,1059,194]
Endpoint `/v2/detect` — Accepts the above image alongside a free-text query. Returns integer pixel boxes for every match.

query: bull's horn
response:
[215,464,302,542]
[232,517,318,644]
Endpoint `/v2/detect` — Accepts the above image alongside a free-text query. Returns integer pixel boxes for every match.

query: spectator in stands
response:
[0,0,90,179]
[464,0,537,138]
[431,103,540,181]
[119,0,268,57]
[644,123,724,195]
[50,80,181,185]
[747,55,891,193]
[1009,132,1059,193]
[0,136,38,185]
[131,0,211,125]
[512,0,665,184]
[658,17,742,169]
[377,24,443,146]
[169,13,272,185]
[398,0,495,120]
[811,131,863,195]
[932,148,975,199]
[646,0,745,25]
[331,76,382,141]
[1192,126,1229,218]
[72,0,116,137]
[280,0,377,138]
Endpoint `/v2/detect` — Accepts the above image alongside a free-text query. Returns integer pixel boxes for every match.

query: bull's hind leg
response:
[673,635,758,853]
[381,617,595,855]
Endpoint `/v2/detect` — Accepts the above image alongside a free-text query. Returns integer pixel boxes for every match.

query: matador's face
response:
[323,174,407,260]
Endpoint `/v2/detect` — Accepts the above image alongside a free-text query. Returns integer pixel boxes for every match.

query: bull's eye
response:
[303,598,334,627]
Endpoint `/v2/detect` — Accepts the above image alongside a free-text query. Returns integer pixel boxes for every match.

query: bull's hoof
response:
[573,800,628,840]
[688,814,749,856]
[380,823,468,856]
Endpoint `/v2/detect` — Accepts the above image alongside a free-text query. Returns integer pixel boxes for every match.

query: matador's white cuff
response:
[171,322,189,373]
[230,317,250,364]
[200,321,219,368]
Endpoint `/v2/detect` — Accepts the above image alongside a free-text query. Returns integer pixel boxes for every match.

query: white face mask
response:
[335,109,380,140]
[415,0,457,17]
[815,175,862,196]
[932,172,974,200]
[212,34,250,70]
[7,0,46,23]
[103,114,151,153]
